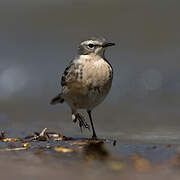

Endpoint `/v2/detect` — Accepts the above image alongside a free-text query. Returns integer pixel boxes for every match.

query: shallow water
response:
[0,135,179,180]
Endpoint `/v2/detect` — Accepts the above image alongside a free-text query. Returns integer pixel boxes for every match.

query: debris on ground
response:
[0,128,180,174]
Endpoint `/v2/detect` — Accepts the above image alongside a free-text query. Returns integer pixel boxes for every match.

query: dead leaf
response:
[22,142,29,147]
[70,141,88,146]
[54,147,74,153]
[2,138,20,142]
[39,128,47,136]
[0,147,27,151]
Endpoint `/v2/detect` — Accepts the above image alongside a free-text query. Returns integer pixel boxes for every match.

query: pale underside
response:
[61,55,113,111]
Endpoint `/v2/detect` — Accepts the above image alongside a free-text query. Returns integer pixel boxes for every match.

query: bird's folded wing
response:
[61,59,78,87]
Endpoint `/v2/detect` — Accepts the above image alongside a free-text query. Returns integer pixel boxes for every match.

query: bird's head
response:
[78,37,115,57]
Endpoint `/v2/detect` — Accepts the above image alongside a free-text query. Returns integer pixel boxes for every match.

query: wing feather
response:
[61,59,80,87]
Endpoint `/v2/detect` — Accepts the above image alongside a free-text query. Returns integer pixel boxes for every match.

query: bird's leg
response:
[72,111,90,132]
[87,110,97,139]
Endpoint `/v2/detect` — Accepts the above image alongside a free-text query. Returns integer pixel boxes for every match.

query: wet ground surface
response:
[1,128,180,180]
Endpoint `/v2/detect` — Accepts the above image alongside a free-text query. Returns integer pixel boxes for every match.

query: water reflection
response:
[84,141,109,161]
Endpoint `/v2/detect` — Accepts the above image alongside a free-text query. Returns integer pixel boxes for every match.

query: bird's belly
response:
[85,84,111,109]
[64,79,112,110]
[63,59,113,110]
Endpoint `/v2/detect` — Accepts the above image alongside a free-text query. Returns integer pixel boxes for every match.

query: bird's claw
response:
[73,113,90,132]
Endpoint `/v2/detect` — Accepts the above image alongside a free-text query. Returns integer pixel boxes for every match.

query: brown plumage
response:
[50,38,115,139]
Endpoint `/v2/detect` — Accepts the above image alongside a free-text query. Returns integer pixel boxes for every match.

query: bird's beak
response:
[102,42,115,47]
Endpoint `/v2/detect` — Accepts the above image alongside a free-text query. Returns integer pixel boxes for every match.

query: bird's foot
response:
[73,113,90,132]
[92,134,97,140]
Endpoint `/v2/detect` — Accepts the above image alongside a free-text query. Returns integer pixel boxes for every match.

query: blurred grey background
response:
[0,0,180,141]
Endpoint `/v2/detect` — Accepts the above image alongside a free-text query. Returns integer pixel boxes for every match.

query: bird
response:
[50,37,115,139]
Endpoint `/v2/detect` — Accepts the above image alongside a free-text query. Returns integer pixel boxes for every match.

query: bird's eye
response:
[88,44,94,48]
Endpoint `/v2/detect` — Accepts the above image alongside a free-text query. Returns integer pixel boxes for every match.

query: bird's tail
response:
[50,93,64,105]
